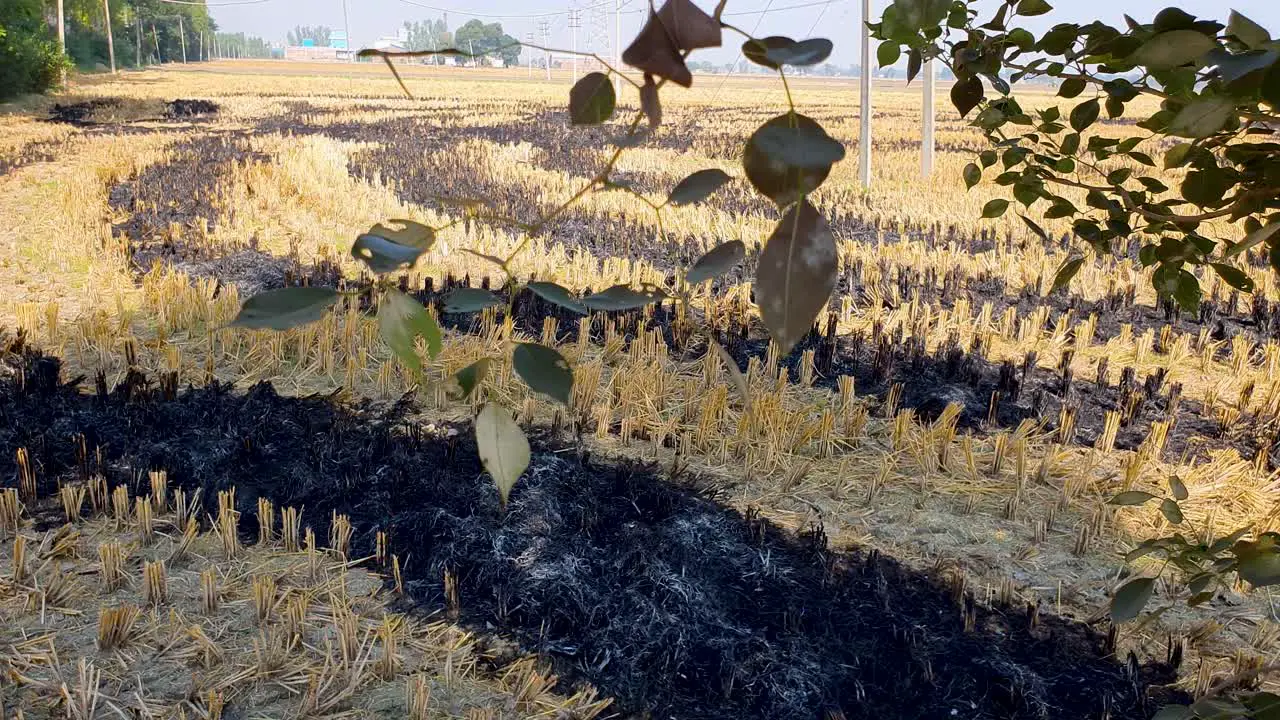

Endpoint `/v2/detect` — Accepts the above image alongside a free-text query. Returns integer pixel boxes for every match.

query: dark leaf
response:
[527,282,587,314]
[950,75,984,117]
[1168,97,1235,138]
[1131,30,1218,70]
[1109,490,1157,506]
[444,288,503,313]
[753,121,847,170]
[981,198,1010,218]
[512,342,574,405]
[1110,576,1155,623]
[1225,221,1280,258]
[1050,256,1083,293]
[1168,475,1189,501]
[1160,498,1185,525]
[352,233,426,274]
[231,287,340,331]
[582,284,670,311]
[623,11,692,87]
[1057,77,1086,98]
[1020,214,1049,241]
[963,162,981,190]
[765,38,834,67]
[1015,0,1051,17]
[1069,98,1100,132]
[378,289,442,372]
[742,36,793,70]
[687,240,746,284]
[1227,10,1271,49]
[368,219,436,249]
[640,73,662,129]
[755,199,838,355]
[655,0,722,52]
[743,114,840,207]
[669,168,733,206]
[569,72,616,125]
[1211,263,1255,292]
[449,358,492,400]
[907,50,923,84]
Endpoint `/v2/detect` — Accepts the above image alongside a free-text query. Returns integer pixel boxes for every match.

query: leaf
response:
[512,343,574,405]
[687,240,746,285]
[378,289,442,372]
[352,234,426,274]
[950,75,984,117]
[1211,263,1255,292]
[753,122,846,170]
[582,284,670,311]
[1057,77,1086,98]
[231,287,340,331]
[639,73,662,129]
[1069,98,1100,132]
[963,163,981,190]
[742,36,793,70]
[755,199,838,356]
[1016,0,1051,17]
[655,0,722,51]
[877,41,901,69]
[1168,97,1235,138]
[1163,142,1193,168]
[569,72,616,125]
[669,168,732,206]
[475,403,531,509]
[1020,215,1049,243]
[368,219,436,250]
[1131,30,1218,70]
[1189,698,1250,720]
[1228,10,1271,49]
[1110,576,1155,623]
[1225,221,1280,258]
[1246,692,1280,720]
[624,10,692,87]
[906,50,923,84]
[1235,537,1280,587]
[1049,257,1083,293]
[1160,498,1185,525]
[527,281,587,314]
[981,199,1009,218]
[1151,706,1193,720]
[1109,490,1157,506]
[448,357,492,400]
[443,288,503,313]
[461,249,509,271]
[764,38,833,67]
[743,114,840,207]
[1168,475,1189,501]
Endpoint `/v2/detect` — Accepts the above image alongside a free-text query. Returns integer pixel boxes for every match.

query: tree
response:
[871,1,1280,310]
[403,18,452,62]
[287,24,331,47]
[0,0,68,98]
[453,19,519,66]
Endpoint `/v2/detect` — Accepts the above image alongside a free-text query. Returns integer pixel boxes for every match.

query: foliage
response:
[0,0,69,100]
[287,25,331,47]
[870,1,1280,311]
[453,20,520,66]
[403,19,453,61]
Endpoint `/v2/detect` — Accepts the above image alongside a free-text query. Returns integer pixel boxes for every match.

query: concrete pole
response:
[922,57,935,177]
[859,0,873,189]
[135,16,142,66]
[342,0,352,62]
[614,0,621,93]
[56,0,66,84]
[152,23,161,63]
[178,16,187,62]
[102,0,116,73]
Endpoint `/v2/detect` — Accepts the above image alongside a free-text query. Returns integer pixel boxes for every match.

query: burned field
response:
[0,340,1186,719]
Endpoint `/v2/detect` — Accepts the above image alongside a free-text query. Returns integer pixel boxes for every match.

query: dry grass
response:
[2,60,1278,697]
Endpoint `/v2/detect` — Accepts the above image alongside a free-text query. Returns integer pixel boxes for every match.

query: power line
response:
[157,0,274,6]
[396,0,618,20]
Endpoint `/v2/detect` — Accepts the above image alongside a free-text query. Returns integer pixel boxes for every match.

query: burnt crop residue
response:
[1,339,1184,719]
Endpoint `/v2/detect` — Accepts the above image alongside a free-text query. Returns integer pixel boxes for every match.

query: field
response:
[1,59,1277,718]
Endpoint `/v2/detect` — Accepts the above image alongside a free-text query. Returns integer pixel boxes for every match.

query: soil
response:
[0,335,1187,720]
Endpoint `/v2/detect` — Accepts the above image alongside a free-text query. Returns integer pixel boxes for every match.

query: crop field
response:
[1,59,1278,718]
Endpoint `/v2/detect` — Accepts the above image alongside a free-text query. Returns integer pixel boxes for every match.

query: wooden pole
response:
[859,0,873,188]
[922,58,935,177]
[178,16,187,63]
[152,23,161,63]
[102,0,116,73]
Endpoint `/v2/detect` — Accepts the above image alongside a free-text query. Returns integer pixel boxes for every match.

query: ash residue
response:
[0,339,1184,720]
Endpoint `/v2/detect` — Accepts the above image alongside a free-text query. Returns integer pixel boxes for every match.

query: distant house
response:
[285,45,339,61]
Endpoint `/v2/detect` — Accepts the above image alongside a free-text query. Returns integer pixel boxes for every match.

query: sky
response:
[210,0,1280,68]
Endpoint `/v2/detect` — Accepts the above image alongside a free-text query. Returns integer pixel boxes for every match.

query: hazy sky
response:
[211,0,1280,68]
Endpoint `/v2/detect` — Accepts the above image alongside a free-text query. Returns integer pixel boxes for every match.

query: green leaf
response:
[979,149,997,168]
[669,168,733,206]
[764,37,833,67]
[741,36,792,70]
[1173,269,1202,312]
[981,198,1010,218]
[1151,706,1193,720]
[368,219,436,250]
[1211,263,1255,292]
[1131,30,1218,70]
[687,240,746,284]
[1057,78,1086,98]
[443,288,503,313]
[1069,98,1100,132]
[1228,10,1271,49]
[1163,142,1193,168]
[1181,168,1229,206]
[568,72,616,125]
[747,112,844,206]
[1160,498,1185,525]
[1110,576,1155,623]
[449,357,492,400]
[527,282,587,314]
[963,163,981,190]
[1050,256,1083,293]
[1060,132,1080,156]
[1110,490,1157,506]
[1168,97,1235,138]
[1168,475,1189,501]
[1015,0,1051,16]
[231,287,340,331]
[1265,62,1280,108]
[950,75,984,117]
[755,199,838,356]
[352,233,427,274]
[1107,168,1133,185]
[906,49,923,84]
[1225,221,1280,258]
[475,403,531,509]
[582,284,670,311]
[1246,692,1280,720]
[877,41,901,69]
[1236,536,1280,587]
[512,342,573,405]
[1189,698,1249,720]
[378,289,442,372]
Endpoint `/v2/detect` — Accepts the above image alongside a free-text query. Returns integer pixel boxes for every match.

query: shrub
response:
[0,5,69,101]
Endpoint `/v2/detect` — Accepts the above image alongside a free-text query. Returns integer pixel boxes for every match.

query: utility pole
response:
[859,0,873,188]
[178,15,187,62]
[539,20,551,80]
[199,31,204,62]
[525,32,534,78]
[101,0,116,73]
[135,16,142,66]
[56,0,66,83]
[922,58,935,177]
[341,0,352,62]
[568,8,581,83]
[614,0,621,93]
[152,23,161,63]
[468,38,475,66]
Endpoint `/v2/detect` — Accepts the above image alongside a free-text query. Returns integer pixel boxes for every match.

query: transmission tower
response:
[567,8,582,82]
[539,19,552,80]
[585,0,611,71]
